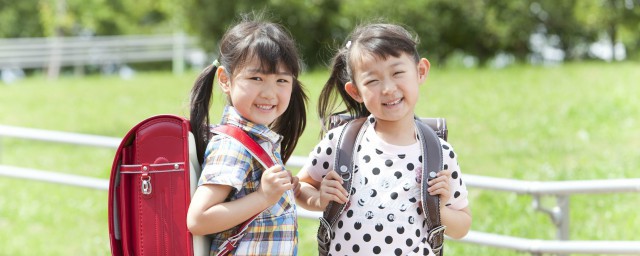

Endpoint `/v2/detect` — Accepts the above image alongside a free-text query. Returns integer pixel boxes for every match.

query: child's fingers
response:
[428,182,450,195]
[323,170,344,184]
[437,169,452,178]
[286,169,294,182]
[321,178,348,197]
[264,165,285,174]
[428,169,451,186]
[321,186,348,204]
[292,177,301,197]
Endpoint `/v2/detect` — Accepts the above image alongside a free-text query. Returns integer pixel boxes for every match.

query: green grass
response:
[1,62,639,255]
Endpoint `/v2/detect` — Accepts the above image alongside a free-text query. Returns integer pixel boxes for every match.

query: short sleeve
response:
[198,136,253,191]
[301,126,344,182]
[440,139,469,210]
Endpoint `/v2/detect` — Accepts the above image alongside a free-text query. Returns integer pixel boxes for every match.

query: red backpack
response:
[108,115,273,256]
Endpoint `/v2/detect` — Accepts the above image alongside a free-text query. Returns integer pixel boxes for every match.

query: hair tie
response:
[345,41,352,49]
[212,59,220,67]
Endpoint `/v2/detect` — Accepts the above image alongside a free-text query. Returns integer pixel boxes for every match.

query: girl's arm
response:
[427,169,472,239]
[295,170,349,211]
[440,206,472,239]
[187,165,292,235]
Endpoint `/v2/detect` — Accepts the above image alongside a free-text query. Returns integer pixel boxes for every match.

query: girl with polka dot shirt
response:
[296,23,472,256]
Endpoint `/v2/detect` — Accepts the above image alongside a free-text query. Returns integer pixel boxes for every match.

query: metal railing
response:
[0,34,203,76]
[1,124,639,255]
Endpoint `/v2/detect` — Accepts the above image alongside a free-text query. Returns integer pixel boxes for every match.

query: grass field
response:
[1,62,639,255]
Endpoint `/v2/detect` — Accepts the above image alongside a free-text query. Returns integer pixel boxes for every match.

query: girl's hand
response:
[427,169,452,204]
[258,165,293,204]
[319,170,349,209]
[291,171,301,198]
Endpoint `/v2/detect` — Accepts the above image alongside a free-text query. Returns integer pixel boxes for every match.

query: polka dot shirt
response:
[302,117,469,256]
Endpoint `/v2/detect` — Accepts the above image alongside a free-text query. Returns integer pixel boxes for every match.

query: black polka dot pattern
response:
[307,119,465,256]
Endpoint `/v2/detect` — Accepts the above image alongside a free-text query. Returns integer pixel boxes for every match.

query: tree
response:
[0,0,45,38]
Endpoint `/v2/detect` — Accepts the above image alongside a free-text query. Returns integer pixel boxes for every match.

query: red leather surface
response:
[109,115,194,256]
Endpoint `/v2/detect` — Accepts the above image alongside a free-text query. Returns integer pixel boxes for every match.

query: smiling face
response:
[218,57,293,125]
[345,52,430,126]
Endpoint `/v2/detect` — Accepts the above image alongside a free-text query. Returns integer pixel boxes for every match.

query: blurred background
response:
[2,0,640,79]
[1,0,639,255]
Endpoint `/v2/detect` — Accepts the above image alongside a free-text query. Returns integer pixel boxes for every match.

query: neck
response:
[373,116,416,146]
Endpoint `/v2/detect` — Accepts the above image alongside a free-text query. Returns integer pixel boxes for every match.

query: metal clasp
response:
[427,225,446,253]
[319,217,333,240]
[141,175,152,195]
[339,165,352,181]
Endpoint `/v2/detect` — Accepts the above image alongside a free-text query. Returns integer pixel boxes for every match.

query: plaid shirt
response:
[199,106,298,255]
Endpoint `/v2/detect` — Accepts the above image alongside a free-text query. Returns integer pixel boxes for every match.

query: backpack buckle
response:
[140,166,152,195]
[427,225,446,253]
[141,176,152,195]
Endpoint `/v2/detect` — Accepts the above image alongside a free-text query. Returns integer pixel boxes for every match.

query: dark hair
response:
[318,23,420,135]
[190,13,307,164]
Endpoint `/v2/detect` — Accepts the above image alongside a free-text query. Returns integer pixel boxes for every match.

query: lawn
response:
[1,62,638,255]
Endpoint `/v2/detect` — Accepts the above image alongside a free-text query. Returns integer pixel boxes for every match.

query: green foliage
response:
[183,0,344,69]
[3,0,640,67]
[0,0,45,37]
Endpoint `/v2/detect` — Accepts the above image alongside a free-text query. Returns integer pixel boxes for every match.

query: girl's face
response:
[345,52,430,125]
[219,57,293,125]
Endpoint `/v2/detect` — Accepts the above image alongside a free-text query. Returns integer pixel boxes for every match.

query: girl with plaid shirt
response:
[187,13,307,255]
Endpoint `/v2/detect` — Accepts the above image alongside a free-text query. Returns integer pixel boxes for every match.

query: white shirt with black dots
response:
[304,121,469,256]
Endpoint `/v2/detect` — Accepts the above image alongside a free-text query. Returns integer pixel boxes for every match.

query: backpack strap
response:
[317,117,367,256]
[415,119,446,256]
[210,125,276,255]
[317,116,447,256]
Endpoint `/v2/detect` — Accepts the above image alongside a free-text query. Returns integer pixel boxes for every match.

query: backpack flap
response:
[108,115,194,256]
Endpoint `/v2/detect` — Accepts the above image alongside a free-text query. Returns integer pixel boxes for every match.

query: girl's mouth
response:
[383,98,403,106]
[255,104,275,110]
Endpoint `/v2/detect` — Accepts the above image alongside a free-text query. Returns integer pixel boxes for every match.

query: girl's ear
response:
[418,58,431,83]
[345,81,363,103]
[217,66,231,94]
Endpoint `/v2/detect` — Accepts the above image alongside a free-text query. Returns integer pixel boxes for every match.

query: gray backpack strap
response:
[317,117,367,256]
[416,119,446,256]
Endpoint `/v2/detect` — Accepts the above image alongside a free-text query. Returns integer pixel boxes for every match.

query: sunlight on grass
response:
[1,62,639,255]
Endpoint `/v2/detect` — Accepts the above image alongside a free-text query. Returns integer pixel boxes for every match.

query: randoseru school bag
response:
[108,115,274,256]
[317,114,448,256]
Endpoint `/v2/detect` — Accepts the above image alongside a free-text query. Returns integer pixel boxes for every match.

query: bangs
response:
[345,23,420,81]
[235,30,300,76]
[349,36,418,64]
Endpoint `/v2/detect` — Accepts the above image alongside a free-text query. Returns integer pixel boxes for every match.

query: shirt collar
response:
[217,105,283,146]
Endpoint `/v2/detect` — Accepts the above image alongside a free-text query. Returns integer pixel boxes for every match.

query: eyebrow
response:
[245,68,292,76]
[359,60,405,78]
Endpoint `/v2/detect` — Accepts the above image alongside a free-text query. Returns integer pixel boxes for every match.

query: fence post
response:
[173,31,186,75]
[557,195,570,240]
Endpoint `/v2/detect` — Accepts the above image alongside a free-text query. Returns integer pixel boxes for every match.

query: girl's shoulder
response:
[323,123,349,141]
[204,134,253,160]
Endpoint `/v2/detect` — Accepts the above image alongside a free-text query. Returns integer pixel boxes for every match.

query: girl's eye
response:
[364,80,378,85]
[277,78,290,83]
[250,77,263,81]
[393,71,405,76]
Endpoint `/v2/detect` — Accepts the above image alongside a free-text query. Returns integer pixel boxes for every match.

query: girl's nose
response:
[381,78,397,94]
[259,81,277,99]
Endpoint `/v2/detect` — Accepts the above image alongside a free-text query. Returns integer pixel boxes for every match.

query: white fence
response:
[1,124,639,255]
[0,34,204,79]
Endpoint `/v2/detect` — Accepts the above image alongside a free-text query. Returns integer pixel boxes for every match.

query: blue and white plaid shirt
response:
[199,106,298,255]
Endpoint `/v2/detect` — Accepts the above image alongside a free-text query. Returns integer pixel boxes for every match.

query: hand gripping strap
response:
[211,125,275,256]
[416,119,446,256]
[317,118,367,256]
